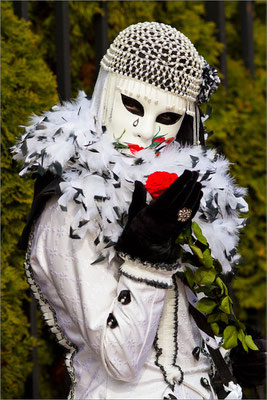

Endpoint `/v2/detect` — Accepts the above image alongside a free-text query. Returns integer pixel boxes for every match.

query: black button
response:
[107,313,118,329]
[118,290,131,305]
[200,377,211,391]
[192,346,200,360]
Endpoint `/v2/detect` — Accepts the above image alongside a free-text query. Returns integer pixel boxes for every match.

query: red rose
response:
[145,171,179,199]
[128,144,144,154]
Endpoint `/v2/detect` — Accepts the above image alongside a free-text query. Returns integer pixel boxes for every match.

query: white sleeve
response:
[30,197,175,382]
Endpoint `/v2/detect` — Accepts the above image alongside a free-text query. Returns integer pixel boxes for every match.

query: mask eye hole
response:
[121,94,144,117]
[156,112,182,125]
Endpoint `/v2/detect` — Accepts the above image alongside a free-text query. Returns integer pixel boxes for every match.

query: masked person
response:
[13,22,254,400]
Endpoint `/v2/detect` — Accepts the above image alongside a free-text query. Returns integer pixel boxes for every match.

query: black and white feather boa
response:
[13,92,248,274]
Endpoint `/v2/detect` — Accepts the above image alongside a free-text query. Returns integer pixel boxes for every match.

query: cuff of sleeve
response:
[119,253,180,289]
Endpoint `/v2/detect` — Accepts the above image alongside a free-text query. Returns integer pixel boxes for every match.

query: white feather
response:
[13,92,248,273]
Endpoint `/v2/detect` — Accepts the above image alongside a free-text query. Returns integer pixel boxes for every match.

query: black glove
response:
[230,329,266,388]
[116,170,203,264]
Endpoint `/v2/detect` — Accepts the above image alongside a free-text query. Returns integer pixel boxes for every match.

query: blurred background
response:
[1,1,266,398]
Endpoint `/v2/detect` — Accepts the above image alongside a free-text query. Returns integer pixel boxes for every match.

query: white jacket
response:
[27,197,215,399]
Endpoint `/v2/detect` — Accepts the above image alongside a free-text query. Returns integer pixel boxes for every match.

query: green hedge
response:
[1,2,58,398]
[206,2,266,326]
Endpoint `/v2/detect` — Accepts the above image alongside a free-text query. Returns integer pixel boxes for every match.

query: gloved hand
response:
[116,170,203,264]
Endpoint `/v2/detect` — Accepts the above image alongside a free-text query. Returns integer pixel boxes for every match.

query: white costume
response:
[13,23,246,400]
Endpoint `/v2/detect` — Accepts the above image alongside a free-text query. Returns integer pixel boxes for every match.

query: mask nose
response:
[134,116,156,146]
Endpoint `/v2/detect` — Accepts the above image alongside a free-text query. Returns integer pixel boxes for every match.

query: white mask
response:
[104,75,187,154]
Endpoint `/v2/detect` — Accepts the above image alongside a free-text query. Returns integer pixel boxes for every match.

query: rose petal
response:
[145,171,179,199]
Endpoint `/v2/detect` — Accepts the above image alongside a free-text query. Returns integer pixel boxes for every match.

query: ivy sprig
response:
[176,222,258,352]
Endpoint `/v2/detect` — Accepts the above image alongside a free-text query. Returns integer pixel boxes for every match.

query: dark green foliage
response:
[28,1,102,96]
[27,1,222,96]
[1,2,58,398]
[206,2,266,328]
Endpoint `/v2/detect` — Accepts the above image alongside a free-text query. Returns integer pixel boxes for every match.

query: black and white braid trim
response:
[24,228,77,400]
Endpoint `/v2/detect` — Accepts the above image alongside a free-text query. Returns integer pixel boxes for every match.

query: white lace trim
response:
[24,229,77,400]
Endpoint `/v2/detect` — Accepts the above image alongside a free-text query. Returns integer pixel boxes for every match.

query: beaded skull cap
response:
[101,22,219,104]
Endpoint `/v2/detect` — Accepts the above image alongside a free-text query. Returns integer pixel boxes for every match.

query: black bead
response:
[118,290,131,305]
[200,377,211,391]
[192,346,200,360]
[107,313,118,329]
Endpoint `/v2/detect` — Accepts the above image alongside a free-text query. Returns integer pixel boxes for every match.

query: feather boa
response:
[13,92,248,273]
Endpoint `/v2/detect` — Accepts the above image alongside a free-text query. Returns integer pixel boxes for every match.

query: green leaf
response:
[245,335,259,351]
[207,313,221,323]
[176,223,192,244]
[216,277,228,296]
[183,222,192,241]
[195,284,217,296]
[190,244,203,259]
[207,312,228,324]
[211,322,220,336]
[192,221,208,245]
[185,267,195,288]
[194,267,216,285]
[176,232,187,244]
[213,259,223,273]
[219,296,231,314]
[202,248,214,268]
[220,313,229,324]
[196,298,217,314]
[237,320,246,331]
[237,329,248,352]
[223,325,238,349]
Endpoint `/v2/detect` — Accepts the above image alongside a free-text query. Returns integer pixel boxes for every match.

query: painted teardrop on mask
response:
[133,118,139,127]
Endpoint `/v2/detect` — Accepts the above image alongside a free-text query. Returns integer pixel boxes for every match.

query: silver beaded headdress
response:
[91,22,220,144]
[101,22,220,104]
[102,22,203,102]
